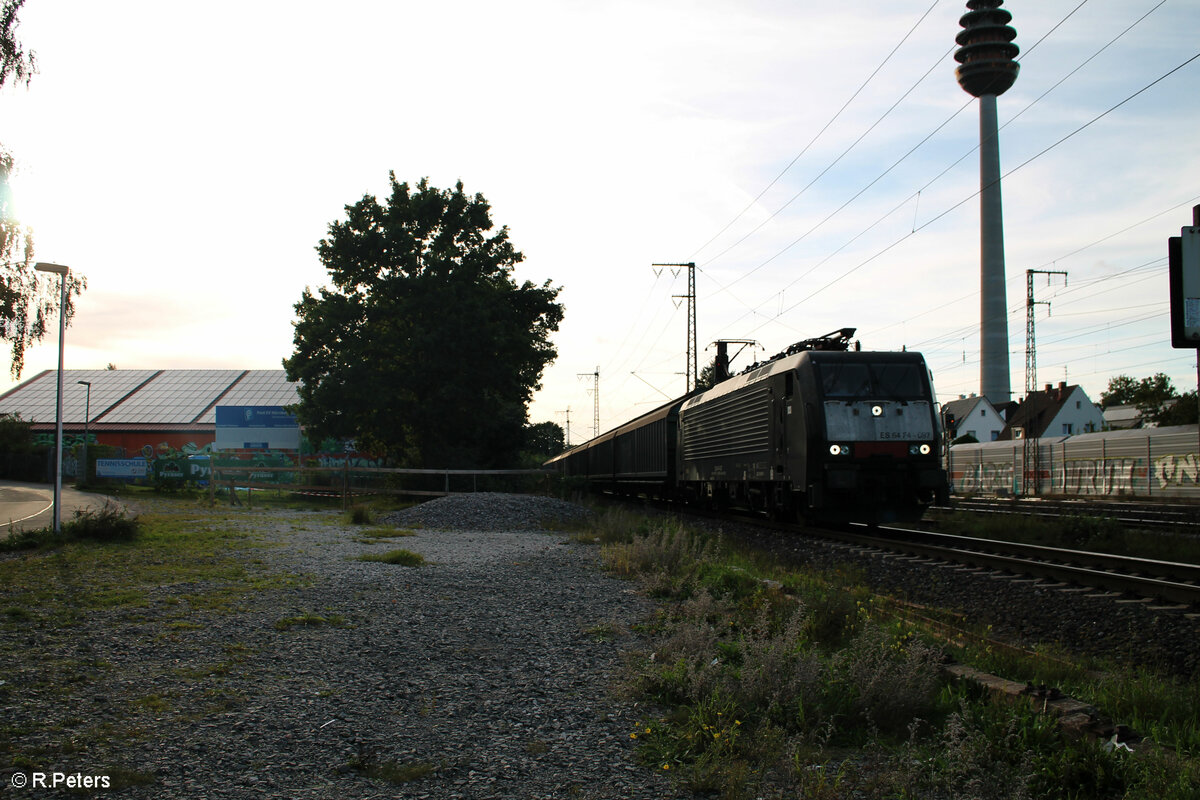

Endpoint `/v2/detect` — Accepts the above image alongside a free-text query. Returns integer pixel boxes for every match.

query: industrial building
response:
[0,369,298,456]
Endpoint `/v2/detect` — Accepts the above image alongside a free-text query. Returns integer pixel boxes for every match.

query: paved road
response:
[0,480,121,534]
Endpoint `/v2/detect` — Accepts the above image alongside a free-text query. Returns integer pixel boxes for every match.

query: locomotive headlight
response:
[909,443,933,456]
[829,444,851,456]
[919,443,932,455]
[871,405,883,417]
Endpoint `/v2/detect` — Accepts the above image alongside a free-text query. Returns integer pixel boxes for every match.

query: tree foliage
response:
[1,1,35,89]
[1,1,85,379]
[521,421,565,461]
[284,176,563,467]
[1100,373,1194,426]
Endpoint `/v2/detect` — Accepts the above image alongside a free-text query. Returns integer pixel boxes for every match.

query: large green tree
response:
[2,0,85,378]
[285,176,563,467]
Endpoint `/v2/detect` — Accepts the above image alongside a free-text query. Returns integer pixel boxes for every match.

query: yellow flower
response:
[630,733,637,739]
[662,764,670,770]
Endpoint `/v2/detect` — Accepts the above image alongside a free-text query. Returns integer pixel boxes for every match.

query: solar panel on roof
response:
[0,369,299,427]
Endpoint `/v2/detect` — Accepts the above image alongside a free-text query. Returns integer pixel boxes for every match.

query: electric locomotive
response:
[679,329,948,523]
[547,328,949,524]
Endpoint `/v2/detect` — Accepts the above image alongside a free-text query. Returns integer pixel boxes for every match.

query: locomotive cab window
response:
[820,363,871,397]
[872,363,924,399]
[818,361,925,399]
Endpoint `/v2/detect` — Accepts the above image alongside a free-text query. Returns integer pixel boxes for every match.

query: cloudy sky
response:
[3,0,1198,444]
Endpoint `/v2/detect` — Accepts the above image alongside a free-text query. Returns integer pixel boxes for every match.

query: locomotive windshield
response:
[819,361,926,400]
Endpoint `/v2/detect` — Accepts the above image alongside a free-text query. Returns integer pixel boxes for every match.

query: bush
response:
[0,500,139,552]
[64,500,139,542]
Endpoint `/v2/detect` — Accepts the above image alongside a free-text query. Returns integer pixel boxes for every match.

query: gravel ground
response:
[2,494,694,800]
[8,492,1196,799]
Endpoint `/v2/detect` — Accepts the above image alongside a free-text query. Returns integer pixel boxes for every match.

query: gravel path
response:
[4,494,694,800]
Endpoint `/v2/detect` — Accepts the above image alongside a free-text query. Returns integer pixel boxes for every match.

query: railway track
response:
[614,494,1200,608]
[937,497,1200,532]
[817,523,1200,608]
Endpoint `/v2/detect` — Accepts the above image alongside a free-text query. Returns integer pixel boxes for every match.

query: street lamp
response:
[35,261,69,533]
[77,380,91,486]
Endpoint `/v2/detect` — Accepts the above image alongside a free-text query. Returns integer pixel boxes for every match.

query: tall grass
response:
[596,514,1200,799]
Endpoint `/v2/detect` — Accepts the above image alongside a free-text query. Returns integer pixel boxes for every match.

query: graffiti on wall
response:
[1062,458,1138,494]
[952,461,1014,493]
[32,432,96,449]
[953,454,1200,495]
[1154,453,1200,488]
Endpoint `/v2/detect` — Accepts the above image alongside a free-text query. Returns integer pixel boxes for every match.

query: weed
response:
[133,694,171,713]
[105,766,158,789]
[586,620,622,642]
[346,751,436,784]
[275,612,346,631]
[2,605,32,621]
[348,505,373,525]
[357,549,425,567]
[352,526,416,544]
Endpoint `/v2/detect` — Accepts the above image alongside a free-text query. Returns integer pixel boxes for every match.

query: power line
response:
[762,49,1200,326]
[705,3,1178,338]
[689,0,943,262]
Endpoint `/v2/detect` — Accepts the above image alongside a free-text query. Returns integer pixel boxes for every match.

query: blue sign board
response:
[215,406,301,451]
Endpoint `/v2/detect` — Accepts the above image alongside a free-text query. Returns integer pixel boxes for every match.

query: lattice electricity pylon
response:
[577,367,599,440]
[654,261,697,393]
[556,406,572,448]
[1022,268,1067,494]
[1026,269,1068,395]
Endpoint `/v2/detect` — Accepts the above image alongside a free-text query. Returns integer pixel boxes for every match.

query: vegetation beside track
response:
[922,505,1200,564]
[585,508,1200,799]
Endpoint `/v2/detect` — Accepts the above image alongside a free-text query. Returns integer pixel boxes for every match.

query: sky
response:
[2,0,1199,445]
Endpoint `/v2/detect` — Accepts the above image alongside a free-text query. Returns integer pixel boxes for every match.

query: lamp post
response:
[34,261,70,533]
[77,380,91,486]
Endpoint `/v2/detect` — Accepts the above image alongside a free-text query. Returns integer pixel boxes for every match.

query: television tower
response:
[955,0,1019,404]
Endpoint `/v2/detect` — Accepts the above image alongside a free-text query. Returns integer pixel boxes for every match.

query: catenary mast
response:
[954,0,1019,404]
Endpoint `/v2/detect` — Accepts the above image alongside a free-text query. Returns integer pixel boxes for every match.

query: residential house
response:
[1000,382,1104,440]
[942,393,1005,442]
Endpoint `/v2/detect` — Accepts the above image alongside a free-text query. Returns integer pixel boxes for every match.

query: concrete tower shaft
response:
[955,0,1019,404]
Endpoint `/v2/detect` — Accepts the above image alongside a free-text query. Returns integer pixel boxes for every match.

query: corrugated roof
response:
[0,369,299,426]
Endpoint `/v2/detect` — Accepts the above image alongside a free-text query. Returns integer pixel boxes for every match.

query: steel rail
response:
[818,524,1200,606]
[939,499,1200,531]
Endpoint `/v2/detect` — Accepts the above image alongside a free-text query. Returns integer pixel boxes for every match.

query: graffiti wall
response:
[948,428,1200,498]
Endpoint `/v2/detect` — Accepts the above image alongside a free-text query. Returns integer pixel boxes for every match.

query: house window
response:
[967,430,977,439]
[1075,400,1080,409]
[1063,423,1074,435]
[990,431,1000,441]
[980,409,986,417]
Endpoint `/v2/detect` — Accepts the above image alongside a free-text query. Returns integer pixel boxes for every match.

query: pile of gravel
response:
[381,492,593,532]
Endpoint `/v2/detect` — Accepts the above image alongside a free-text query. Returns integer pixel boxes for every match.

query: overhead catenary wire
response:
[688,0,944,262]
[755,49,1200,331]
[694,1,1175,351]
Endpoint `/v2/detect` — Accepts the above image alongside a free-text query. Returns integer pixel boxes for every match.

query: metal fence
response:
[209,463,551,508]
